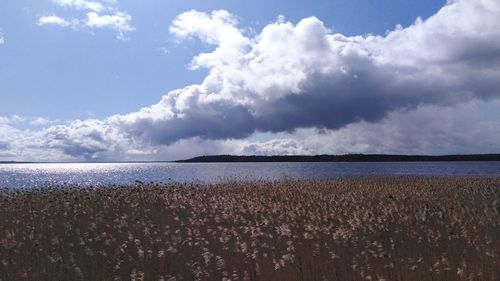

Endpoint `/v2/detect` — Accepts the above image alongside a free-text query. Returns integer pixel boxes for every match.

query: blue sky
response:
[0,0,444,120]
[0,0,499,161]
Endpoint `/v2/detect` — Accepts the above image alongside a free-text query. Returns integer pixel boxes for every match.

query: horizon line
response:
[1,152,500,164]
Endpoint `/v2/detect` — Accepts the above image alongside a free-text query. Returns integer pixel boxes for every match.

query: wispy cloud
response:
[53,0,105,12]
[156,47,170,55]
[38,0,134,40]
[0,32,4,45]
[0,115,63,127]
[30,117,62,126]
[38,15,78,28]
[0,115,25,125]
[85,11,134,40]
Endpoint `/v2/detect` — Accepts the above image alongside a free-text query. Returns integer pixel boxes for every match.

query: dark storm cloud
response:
[240,99,500,156]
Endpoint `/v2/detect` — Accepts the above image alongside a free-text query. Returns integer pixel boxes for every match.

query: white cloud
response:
[38,0,134,40]
[86,11,134,40]
[110,0,500,146]
[0,115,25,125]
[0,32,4,45]
[39,119,129,160]
[38,15,77,27]
[5,0,500,161]
[0,124,76,161]
[169,10,250,69]
[53,0,105,12]
[30,117,62,126]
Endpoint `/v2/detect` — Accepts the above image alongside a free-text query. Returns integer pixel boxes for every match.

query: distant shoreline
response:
[176,153,500,163]
[2,153,500,164]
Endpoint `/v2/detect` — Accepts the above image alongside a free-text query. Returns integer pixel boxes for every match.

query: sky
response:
[0,0,499,161]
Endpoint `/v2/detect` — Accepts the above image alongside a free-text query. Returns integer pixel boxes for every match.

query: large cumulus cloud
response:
[110,0,500,146]
[2,0,500,161]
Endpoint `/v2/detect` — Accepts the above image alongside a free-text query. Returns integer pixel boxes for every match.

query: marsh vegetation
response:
[1,177,499,280]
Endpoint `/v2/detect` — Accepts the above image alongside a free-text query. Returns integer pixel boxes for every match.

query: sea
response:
[1,161,499,188]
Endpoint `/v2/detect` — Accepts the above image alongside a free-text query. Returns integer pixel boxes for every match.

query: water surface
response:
[1,161,499,188]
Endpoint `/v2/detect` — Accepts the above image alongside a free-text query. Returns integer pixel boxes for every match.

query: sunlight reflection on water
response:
[0,161,499,188]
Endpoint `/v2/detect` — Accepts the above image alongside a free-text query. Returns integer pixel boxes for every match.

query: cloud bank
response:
[240,99,500,156]
[3,0,500,161]
[112,0,500,144]
[38,0,134,40]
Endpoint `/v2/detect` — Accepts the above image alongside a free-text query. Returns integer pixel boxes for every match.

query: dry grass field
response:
[1,177,499,281]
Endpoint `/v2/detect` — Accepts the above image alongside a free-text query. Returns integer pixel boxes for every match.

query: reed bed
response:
[1,177,499,281]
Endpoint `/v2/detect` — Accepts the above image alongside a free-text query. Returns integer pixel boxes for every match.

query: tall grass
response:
[1,177,498,280]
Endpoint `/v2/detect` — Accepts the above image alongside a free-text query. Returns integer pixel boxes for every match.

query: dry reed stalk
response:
[0,177,498,280]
